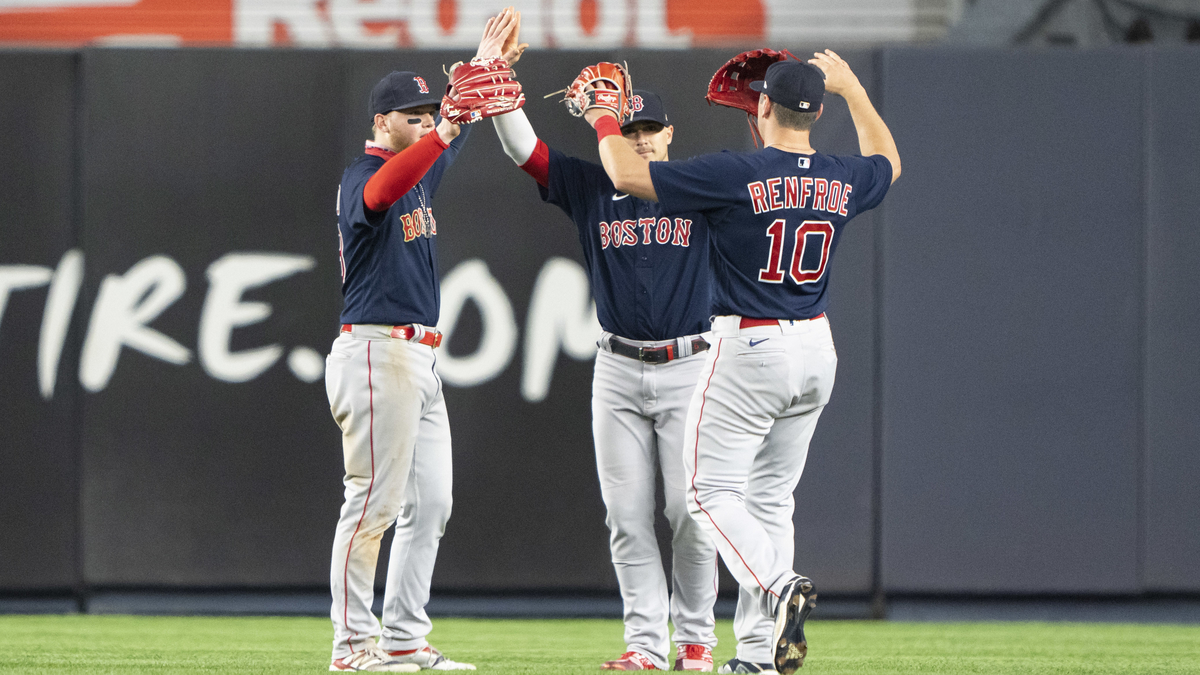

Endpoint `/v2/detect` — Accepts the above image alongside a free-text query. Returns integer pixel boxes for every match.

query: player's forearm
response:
[843,86,901,182]
[595,118,657,201]
[492,109,548,186]
[492,109,537,164]
[363,132,449,212]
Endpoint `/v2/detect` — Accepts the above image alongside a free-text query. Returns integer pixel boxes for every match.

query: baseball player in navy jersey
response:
[491,87,719,671]
[582,50,901,674]
[325,9,521,672]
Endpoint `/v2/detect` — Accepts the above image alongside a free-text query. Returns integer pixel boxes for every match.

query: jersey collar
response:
[365,141,397,160]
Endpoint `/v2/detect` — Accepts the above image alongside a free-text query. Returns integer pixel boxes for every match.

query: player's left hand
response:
[808,49,863,98]
[500,8,528,65]
[560,62,632,121]
[475,6,519,61]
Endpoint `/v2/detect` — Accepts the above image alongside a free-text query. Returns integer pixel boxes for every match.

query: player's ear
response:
[758,95,772,119]
[815,103,823,121]
[373,113,388,134]
[664,125,674,145]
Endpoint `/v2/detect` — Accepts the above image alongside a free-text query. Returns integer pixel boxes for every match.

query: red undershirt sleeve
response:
[363,131,450,212]
[520,139,550,188]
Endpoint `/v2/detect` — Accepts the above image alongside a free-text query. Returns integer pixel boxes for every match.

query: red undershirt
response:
[362,131,450,212]
[519,139,550,188]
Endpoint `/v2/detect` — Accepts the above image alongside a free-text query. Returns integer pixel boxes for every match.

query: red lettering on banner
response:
[747,181,769,214]
[826,181,842,215]
[656,217,671,244]
[622,220,638,246]
[767,177,783,211]
[784,176,799,209]
[839,184,852,216]
[671,218,693,247]
[599,221,610,249]
[800,177,813,209]
[639,217,655,245]
[812,178,828,212]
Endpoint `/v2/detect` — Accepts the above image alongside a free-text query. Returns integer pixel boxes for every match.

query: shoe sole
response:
[772,578,817,674]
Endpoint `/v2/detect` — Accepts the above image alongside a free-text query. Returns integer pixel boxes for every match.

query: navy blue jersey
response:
[541,146,710,341]
[649,148,890,320]
[337,126,470,326]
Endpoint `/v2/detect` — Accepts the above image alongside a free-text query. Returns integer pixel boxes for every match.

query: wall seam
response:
[1137,45,1151,595]
[870,45,887,619]
[70,47,88,613]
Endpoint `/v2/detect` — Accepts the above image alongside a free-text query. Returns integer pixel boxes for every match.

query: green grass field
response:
[1,615,1198,674]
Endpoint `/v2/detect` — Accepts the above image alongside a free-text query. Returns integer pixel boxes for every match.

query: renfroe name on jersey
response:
[747,176,853,216]
[598,217,694,250]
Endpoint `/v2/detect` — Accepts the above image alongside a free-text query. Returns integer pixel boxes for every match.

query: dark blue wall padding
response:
[879,48,1145,593]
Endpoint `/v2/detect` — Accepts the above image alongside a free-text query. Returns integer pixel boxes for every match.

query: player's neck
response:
[762,127,814,155]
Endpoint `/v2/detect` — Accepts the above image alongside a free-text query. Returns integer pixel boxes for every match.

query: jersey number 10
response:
[757,219,834,285]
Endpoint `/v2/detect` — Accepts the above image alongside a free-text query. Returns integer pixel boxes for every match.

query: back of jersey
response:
[650,147,891,320]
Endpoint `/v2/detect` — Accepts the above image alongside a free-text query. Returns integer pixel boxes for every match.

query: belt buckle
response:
[638,346,645,361]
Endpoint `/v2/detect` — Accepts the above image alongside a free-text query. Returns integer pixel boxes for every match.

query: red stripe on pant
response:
[342,341,377,653]
[689,338,778,600]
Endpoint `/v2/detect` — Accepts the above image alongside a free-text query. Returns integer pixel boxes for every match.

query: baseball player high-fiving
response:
[490,54,719,671]
[583,50,900,673]
[325,8,524,672]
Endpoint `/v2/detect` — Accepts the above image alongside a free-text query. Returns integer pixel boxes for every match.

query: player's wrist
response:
[434,121,458,146]
[594,115,621,143]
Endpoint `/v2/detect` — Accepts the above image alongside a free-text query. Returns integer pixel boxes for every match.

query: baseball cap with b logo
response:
[749,60,825,112]
[368,71,443,119]
[622,89,670,130]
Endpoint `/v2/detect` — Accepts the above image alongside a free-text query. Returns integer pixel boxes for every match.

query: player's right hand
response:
[808,49,863,98]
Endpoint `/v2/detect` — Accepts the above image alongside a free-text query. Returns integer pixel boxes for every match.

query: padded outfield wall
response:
[0,46,1197,599]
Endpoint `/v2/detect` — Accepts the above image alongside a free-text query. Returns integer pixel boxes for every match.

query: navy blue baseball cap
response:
[368,71,442,119]
[749,60,825,112]
[622,90,669,129]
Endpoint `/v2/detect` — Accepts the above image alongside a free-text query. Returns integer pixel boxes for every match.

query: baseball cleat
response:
[385,645,476,670]
[771,576,817,674]
[331,644,421,671]
[716,658,777,674]
[674,644,714,671]
[602,651,660,670]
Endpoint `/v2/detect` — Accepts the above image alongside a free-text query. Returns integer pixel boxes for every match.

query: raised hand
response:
[475,6,519,61]
[501,9,529,65]
[807,49,863,97]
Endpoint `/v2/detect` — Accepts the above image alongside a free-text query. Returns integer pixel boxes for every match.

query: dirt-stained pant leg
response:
[379,388,453,652]
[683,316,836,663]
[326,326,442,661]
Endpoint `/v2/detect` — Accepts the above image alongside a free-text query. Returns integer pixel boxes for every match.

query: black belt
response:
[609,336,709,364]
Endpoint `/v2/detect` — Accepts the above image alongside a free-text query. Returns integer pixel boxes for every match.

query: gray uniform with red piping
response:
[327,70,470,664]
